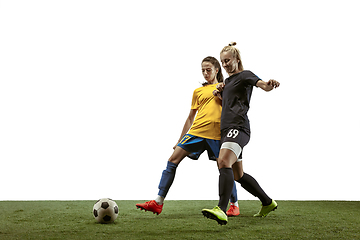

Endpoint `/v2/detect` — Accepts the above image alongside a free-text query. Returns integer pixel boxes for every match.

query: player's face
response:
[220,51,239,75]
[201,62,218,83]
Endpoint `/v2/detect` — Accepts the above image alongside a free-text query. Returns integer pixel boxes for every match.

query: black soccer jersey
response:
[220,70,261,132]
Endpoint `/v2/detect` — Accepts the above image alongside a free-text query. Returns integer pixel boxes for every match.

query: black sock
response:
[236,173,272,206]
[218,168,234,213]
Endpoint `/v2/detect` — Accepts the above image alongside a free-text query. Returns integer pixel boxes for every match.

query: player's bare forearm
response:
[174,109,196,149]
[178,118,192,141]
[256,79,280,92]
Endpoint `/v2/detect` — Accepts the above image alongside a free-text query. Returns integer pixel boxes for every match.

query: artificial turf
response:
[0,200,359,239]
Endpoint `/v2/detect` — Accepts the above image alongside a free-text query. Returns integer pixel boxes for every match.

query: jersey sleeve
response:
[245,71,261,87]
[191,88,199,110]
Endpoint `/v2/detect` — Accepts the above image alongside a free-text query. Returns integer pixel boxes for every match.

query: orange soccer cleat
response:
[136,200,163,215]
[226,203,240,217]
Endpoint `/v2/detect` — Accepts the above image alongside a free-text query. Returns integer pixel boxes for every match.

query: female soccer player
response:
[202,43,280,225]
[136,56,240,216]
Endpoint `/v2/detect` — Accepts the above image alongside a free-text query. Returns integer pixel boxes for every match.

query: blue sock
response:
[230,181,238,203]
[158,161,178,198]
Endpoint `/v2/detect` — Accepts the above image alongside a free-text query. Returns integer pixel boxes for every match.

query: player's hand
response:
[213,90,223,100]
[267,79,280,88]
[216,82,225,91]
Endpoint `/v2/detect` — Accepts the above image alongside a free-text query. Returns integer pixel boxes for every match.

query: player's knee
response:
[168,147,188,164]
[217,157,231,169]
[168,156,182,165]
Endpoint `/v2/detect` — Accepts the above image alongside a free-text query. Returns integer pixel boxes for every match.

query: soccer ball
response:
[93,198,119,223]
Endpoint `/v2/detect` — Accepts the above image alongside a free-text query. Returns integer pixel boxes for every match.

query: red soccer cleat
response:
[226,204,240,217]
[136,200,163,215]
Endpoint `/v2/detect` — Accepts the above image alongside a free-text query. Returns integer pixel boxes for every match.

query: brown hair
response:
[201,56,224,86]
[220,42,244,71]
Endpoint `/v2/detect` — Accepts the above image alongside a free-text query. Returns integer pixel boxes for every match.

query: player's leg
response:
[202,147,238,225]
[234,158,277,217]
[206,139,240,217]
[217,147,239,213]
[136,146,189,215]
[157,146,190,201]
[202,128,245,224]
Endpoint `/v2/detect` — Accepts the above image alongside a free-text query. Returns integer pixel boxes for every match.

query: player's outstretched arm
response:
[173,109,197,149]
[256,79,280,92]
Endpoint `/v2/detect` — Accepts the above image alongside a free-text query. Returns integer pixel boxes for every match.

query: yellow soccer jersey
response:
[188,84,222,140]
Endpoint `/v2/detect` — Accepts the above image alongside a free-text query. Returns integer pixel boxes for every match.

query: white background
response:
[1,0,359,201]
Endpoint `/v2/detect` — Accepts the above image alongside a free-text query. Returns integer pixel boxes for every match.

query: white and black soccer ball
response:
[93,198,119,223]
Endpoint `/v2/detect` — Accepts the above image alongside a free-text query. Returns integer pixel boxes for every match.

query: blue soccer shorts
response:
[177,134,220,161]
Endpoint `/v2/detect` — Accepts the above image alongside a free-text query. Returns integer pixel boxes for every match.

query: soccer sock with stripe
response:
[218,167,234,213]
[236,173,272,206]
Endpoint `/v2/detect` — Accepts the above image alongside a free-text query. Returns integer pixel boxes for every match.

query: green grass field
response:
[0,200,359,239]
